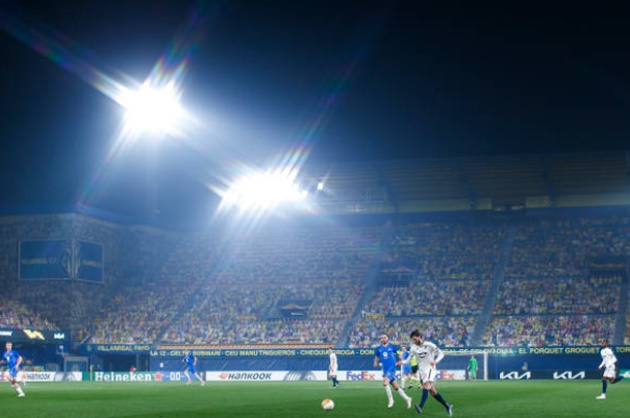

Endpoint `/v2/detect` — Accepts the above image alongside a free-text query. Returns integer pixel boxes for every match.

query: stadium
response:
[1,1,630,417]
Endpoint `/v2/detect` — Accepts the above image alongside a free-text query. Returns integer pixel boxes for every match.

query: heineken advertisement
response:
[90,371,192,382]
[82,344,630,356]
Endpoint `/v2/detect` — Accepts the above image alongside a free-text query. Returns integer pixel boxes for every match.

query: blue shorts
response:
[403,365,412,375]
[187,366,196,374]
[8,367,18,378]
[383,367,397,383]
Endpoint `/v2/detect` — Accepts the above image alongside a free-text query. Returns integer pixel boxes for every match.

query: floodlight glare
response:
[222,170,308,210]
[317,182,325,191]
[121,83,184,136]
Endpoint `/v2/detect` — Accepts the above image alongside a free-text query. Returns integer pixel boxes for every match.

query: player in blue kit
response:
[1,342,25,397]
[373,334,412,409]
[183,350,205,386]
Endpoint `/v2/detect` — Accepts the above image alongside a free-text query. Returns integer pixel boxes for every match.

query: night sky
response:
[0,0,629,221]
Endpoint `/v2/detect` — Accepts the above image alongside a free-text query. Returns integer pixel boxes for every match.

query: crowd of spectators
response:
[89,283,193,344]
[0,294,57,330]
[3,214,630,347]
[0,214,159,334]
[506,217,630,278]
[494,276,622,315]
[348,316,474,348]
[164,316,342,345]
[386,223,504,279]
[161,279,362,345]
[89,224,375,344]
[363,280,489,317]
[482,315,615,346]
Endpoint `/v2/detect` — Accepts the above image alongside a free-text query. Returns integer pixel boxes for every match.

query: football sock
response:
[397,387,410,400]
[419,389,429,408]
[612,375,624,384]
[16,386,24,395]
[433,392,449,409]
[602,380,607,394]
[385,385,394,402]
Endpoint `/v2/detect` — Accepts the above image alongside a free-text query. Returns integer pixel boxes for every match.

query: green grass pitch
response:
[1,380,628,417]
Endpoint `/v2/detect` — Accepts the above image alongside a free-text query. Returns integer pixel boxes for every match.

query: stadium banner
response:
[54,372,83,381]
[145,346,630,357]
[343,370,466,381]
[497,370,601,380]
[205,371,328,381]
[1,372,82,382]
[19,239,73,280]
[150,348,373,357]
[88,371,203,382]
[2,371,53,382]
[85,344,151,354]
[92,372,160,382]
[0,328,69,342]
[74,240,104,283]
[203,370,466,382]
[153,371,204,382]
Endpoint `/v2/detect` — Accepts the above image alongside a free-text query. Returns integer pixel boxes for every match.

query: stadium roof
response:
[304,151,630,214]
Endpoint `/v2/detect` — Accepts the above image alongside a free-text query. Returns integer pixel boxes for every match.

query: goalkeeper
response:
[468,355,478,381]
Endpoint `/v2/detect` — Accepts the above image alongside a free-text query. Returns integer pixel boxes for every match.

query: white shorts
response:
[603,365,616,379]
[329,368,338,376]
[419,366,437,383]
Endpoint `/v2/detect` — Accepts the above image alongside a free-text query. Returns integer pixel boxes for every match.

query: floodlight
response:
[120,83,184,136]
[222,169,308,210]
[317,182,325,191]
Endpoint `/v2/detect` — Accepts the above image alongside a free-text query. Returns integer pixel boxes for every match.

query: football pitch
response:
[1,380,628,418]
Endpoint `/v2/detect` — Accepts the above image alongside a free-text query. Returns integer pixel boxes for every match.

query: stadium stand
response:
[0,294,57,330]
[493,276,622,315]
[482,315,615,346]
[348,316,475,348]
[363,280,489,317]
[88,226,376,344]
[387,222,504,279]
[3,152,630,349]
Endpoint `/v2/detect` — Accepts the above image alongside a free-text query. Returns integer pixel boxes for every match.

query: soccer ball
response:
[321,399,335,410]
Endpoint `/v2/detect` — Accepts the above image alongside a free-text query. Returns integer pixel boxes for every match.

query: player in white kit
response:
[403,329,453,416]
[328,347,339,388]
[596,339,623,399]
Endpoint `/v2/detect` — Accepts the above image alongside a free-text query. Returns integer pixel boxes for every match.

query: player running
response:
[403,329,453,416]
[373,334,412,409]
[1,342,26,397]
[468,355,478,381]
[328,347,339,388]
[596,339,623,399]
[183,350,205,386]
